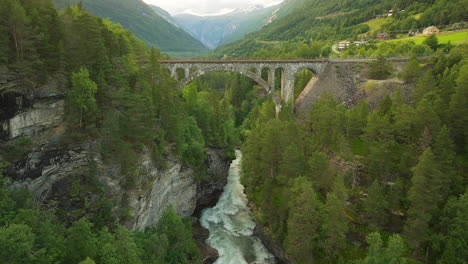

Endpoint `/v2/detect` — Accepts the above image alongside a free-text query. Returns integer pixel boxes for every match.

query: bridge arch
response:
[177,67,283,111]
[160,59,329,113]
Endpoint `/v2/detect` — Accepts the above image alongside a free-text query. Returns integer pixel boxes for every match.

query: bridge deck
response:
[159,58,412,63]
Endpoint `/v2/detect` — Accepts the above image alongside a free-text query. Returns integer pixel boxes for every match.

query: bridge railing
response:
[159,57,429,63]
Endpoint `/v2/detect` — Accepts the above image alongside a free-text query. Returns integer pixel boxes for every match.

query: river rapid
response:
[200,150,276,264]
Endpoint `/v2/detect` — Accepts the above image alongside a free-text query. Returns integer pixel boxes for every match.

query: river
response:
[200,150,276,264]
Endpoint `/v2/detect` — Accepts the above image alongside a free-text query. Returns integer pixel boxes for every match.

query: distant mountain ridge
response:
[173,4,281,49]
[149,4,180,28]
[52,0,208,54]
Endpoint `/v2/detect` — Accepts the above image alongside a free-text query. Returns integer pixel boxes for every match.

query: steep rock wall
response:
[0,68,230,230]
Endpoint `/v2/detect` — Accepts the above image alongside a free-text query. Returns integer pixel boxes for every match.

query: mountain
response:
[174,4,280,49]
[149,4,180,28]
[52,0,208,55]
[213,0,468,58]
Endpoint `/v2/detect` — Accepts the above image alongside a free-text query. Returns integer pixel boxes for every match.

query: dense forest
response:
[0,0,245,263]
[241,45,468,263]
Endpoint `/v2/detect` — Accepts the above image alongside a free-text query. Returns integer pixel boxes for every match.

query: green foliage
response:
[404,148,443,252]
[0,176,201,264]
[424,35,439,51]
[0,137,32,163]
[307,151,335,195]
[241,45,468,263]
[449,63,468,153]
[64,218,98,263]
[212,0,466,59]
[436,192,468,264]
[364,232,407,264]
[0,224,35,263]
[285,177,322,263]
[369,55,392,80]
[67,67,98,130]
[403,56,421,83]
[138,207,202,264]
[365,180,389,230]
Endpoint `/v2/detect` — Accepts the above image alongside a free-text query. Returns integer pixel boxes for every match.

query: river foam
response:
[200,150,275,264]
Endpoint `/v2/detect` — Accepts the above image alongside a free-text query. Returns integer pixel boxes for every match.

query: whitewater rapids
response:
[200,150,276,264]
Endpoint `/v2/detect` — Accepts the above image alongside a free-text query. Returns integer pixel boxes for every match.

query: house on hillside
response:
[376,32,390,40]
[423,26,440,35]
[337,41,366,51]
[388,10,394,17]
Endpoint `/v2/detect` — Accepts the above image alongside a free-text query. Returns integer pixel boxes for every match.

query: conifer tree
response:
[403,55,421,83]
[365,180,389,230]
[307,151,334,195]
[285,177,322,264]
[323,174,348,259]
[449,64,468,153]
[404,148,442,253]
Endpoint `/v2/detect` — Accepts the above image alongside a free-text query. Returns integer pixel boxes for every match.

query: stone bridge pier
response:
[160,59,328,112]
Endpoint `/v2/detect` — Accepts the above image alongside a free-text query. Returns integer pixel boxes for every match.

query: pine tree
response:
[413,71,436,103]
[369,55,392,80]
[404,148,442,253]
[285,177,322,264]
[323,174,348,259]
[403,55,421,83]
[279,143,306,183]
[438,192,468,264]
[307,151,334,195]
[8,0,28,62]
[449,64,468,153]
[365,180,389,231]
[432,126,458,198]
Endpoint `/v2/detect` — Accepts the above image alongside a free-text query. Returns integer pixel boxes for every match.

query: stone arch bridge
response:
[160,59,329,111]
[160,58,412,112]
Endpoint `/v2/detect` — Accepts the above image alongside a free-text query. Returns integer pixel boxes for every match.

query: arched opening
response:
[294,68,318,102]
[274,67,284,94]
[176,68,186,80]
[261,68,269,82]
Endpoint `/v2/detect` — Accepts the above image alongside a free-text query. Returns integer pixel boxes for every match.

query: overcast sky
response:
[143,0,284,16]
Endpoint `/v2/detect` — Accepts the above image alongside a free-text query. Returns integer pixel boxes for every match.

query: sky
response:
[143,0,284,16]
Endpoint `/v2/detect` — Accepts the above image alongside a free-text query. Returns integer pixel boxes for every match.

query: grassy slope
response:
[53,0,208,54]
[363,17,393,34]
[387,30,468,45]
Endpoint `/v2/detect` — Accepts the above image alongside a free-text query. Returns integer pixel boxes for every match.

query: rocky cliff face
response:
[0,67,231,231]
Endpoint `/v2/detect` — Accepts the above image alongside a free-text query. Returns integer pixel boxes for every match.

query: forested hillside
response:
[241,45,468,263]
[213,0,468,58]
[0,0,244,263]
[52,0,208,55]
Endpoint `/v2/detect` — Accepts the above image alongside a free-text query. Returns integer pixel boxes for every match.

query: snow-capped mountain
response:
[173,4,280,49]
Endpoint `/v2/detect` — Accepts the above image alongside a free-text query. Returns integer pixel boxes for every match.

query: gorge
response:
[1,0,467,263]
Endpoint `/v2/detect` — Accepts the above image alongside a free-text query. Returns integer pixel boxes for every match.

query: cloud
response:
[143,0,284,15]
